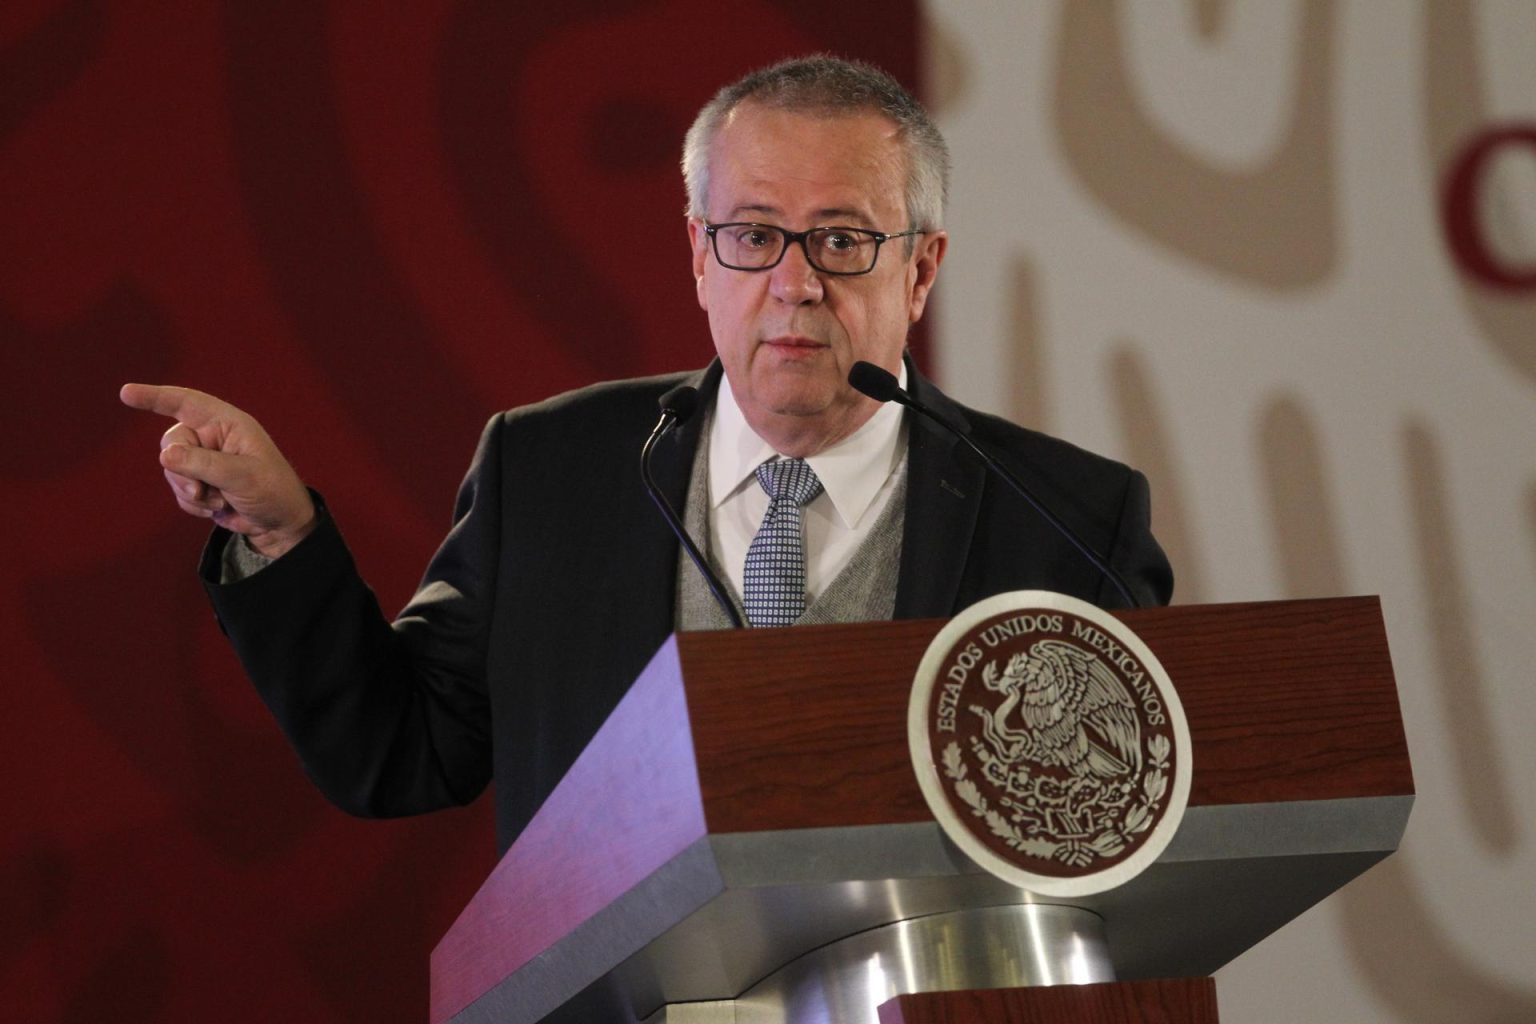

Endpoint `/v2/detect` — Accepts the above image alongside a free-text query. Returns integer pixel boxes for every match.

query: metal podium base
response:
[642,903,1111,1024]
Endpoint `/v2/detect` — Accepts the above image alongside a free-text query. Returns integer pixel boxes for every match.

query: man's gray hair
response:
[682,54,950,231]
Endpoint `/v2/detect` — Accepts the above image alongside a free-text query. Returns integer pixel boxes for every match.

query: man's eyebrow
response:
[729,204,783,220]
[727,204,878,226]
[813,207,876,225]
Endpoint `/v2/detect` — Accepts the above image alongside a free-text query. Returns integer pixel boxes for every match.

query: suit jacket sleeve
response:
[199,417,504,818]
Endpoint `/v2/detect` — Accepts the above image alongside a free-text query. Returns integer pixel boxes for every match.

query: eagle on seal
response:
[975,640,1141,779]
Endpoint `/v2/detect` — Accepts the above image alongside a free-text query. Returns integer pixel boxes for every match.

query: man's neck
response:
[744,403,878,458]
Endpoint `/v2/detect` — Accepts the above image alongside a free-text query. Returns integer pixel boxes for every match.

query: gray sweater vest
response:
[675,407,906,631]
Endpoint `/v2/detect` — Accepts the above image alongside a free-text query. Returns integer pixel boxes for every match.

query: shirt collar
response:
[710,362,908,530]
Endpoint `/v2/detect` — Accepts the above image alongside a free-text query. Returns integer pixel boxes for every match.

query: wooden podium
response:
[429,597,1412,1023]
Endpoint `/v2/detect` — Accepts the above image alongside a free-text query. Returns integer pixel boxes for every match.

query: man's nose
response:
[769,240,825,304]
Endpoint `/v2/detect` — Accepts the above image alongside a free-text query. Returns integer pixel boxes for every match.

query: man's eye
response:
[734,228,774,249]
[820,231,861,252]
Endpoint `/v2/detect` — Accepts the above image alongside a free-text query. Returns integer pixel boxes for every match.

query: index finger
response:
[120,383,234,427]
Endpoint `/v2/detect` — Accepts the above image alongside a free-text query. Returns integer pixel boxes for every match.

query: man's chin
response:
[757,382,840,419]
[765,400,832,420]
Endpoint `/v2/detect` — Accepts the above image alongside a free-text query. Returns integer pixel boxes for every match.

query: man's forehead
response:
[707,103,906,219]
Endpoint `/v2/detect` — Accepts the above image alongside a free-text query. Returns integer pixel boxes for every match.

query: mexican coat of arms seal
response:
[909,591,1191,896]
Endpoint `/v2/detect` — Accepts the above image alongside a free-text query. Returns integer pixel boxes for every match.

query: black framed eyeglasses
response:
[704,222,924,276]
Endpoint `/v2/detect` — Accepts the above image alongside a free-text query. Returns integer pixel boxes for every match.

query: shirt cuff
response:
[220,532,276,584]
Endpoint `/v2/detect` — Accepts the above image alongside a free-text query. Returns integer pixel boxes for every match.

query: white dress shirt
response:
[709,366,909,602]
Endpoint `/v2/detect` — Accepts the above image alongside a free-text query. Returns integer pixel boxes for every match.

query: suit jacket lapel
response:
[894,362,987,619]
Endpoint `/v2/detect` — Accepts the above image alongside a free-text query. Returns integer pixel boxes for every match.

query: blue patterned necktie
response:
[743,458,824,627]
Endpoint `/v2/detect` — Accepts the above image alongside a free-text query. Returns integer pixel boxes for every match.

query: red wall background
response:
[1,3,918,1020]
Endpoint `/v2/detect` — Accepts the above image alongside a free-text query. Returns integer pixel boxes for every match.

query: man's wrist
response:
[247,509,319,559]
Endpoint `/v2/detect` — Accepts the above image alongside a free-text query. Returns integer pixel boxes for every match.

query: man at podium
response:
[121,55,1172,853]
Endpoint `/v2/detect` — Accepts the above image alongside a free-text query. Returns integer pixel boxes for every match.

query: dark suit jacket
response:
[203,361,1172,854]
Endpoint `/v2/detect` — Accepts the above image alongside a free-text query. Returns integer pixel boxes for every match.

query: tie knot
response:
[756,458,823,507]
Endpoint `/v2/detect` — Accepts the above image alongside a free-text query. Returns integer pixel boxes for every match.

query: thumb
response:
[160,442,241,489]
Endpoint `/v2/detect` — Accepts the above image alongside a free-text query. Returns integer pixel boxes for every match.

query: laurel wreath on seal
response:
[942,735,1172,868]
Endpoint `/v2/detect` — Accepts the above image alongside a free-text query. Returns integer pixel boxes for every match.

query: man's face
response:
[688,102,946,455]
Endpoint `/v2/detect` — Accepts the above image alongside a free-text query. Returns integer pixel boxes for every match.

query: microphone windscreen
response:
[659,384,700,424]
[848,361,900,402]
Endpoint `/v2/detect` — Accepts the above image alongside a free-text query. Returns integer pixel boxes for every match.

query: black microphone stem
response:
[849,361,1141,609]
[641,405,746,629]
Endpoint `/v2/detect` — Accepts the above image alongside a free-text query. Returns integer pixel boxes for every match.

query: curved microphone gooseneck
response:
[641,384,746,628]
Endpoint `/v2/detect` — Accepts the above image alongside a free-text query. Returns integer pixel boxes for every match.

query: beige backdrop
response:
[924,2,1536,1021]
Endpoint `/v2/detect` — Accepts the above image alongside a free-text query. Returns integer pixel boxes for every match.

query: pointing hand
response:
[120,384,318,558]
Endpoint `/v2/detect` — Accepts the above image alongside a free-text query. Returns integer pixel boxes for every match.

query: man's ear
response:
[907,230,948,323]
[687,217,709,310]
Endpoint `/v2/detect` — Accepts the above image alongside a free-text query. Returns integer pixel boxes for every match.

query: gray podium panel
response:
[449,794,1410,1023]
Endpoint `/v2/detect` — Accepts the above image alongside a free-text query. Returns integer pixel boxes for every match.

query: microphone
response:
[848,361,1141,609]
[641,384,745,628]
